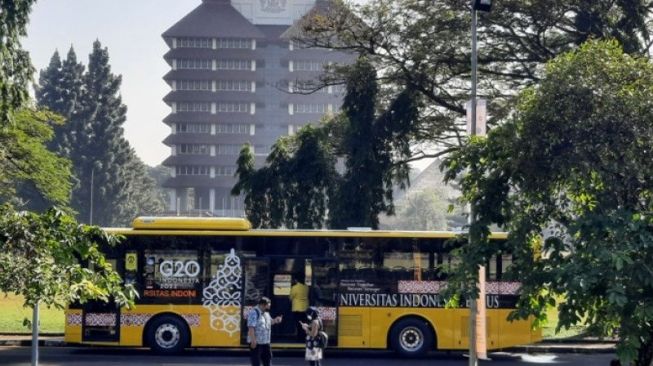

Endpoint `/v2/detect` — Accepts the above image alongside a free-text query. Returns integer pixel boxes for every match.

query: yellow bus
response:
[64,217,541,355]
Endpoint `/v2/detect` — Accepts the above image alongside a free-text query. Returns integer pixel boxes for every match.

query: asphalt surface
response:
[0,346,617,366]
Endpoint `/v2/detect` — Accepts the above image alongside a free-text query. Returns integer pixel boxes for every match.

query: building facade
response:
[162,0,349,216]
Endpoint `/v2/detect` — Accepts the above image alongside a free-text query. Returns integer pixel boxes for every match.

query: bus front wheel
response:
[146,315,190,354]
[390,318,434,357]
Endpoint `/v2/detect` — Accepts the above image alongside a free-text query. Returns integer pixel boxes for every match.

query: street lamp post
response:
[469,1,491,366]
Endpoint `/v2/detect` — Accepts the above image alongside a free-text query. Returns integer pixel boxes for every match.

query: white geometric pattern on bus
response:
[202,248,242,336]
[398,280,522,295]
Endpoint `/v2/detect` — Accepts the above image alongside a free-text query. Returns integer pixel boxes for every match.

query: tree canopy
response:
[0,204,136,309]
[443,40,653,366]
[297,0,653,161]
[233,58,419,229]
[36,43,164,226]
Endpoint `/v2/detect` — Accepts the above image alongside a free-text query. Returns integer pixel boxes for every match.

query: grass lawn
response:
[0,294,64,334]
[541,304,586,340]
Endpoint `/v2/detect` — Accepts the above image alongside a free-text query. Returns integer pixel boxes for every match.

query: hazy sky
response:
[23,0,200,167]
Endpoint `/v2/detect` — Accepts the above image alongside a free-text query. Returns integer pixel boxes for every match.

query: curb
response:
[506,344,616,354]
[0,339,66,347]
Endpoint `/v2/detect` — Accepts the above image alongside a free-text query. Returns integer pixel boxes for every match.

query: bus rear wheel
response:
[146,315,189,354]
[390,318,433,357]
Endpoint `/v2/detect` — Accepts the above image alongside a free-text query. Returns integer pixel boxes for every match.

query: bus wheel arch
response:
[143,313,191,354]
[388,316,436,357]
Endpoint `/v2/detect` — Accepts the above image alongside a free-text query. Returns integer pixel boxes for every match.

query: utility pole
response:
[31,301,39,366]
[469,1,492,365]
[89,167,94,225]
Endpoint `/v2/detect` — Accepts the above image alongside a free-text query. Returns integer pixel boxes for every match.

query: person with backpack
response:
[247,296,283,366]
[300,306,325,366]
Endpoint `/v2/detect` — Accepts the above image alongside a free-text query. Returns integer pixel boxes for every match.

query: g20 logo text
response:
[160,260,201,278]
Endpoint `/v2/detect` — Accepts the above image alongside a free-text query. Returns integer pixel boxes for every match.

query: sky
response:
[23,0,200,167]
[21,0,432,171]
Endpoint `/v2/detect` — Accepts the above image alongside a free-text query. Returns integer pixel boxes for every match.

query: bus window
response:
[500,254,513,280]
[488,255,498,280]
[142,249,201,303]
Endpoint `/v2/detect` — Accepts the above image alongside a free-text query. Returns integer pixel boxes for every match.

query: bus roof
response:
[102,216,508,239]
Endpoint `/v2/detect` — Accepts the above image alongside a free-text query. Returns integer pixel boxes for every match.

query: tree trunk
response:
[634,331,653,366]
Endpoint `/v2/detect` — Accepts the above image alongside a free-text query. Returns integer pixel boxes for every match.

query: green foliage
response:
[0,204,136,310]
[443,40,653,365]
[298,0,653,162]
[234,58,419,229]
[233,125,338,229]
[0,108,72,209]
[36,43,164,226]
[0,0,37,126]
[382,188,449,230]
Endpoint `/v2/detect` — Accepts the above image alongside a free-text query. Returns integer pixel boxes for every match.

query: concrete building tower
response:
[161,0,349,216]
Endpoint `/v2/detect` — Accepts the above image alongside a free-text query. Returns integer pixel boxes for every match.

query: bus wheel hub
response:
[400,327,423,350]
[155,323,180,348]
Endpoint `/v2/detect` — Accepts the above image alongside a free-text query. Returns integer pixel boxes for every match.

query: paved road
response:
[0,347,616,366]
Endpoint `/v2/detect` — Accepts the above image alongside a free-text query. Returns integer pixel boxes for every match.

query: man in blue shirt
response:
[248,296,282,366]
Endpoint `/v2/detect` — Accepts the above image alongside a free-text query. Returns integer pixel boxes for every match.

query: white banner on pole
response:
[466,99,487,137]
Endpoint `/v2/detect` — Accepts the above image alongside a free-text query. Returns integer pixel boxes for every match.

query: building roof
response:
[162,0,265,39]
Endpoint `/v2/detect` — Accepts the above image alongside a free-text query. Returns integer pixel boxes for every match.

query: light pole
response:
[469,1,491,366]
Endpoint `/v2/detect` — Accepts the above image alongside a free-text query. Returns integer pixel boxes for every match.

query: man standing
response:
[290,274,309,341]
[248,296,282,366]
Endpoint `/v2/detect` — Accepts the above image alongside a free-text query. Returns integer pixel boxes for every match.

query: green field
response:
[0,294,65,334]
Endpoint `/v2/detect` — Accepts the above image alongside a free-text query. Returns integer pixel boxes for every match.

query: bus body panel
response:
[66,218,540,353]
[337,307,371,348]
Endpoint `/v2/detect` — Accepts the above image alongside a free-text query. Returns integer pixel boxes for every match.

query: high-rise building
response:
[161,0,350,216]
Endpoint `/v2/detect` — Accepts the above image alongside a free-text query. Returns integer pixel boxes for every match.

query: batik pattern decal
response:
[202,248,242,336]
[182,314,201,328]
[84,313,116,327]
[317,307,337,321]
[66,313,82,326]
[121,314,152,327]
[398,281,447,294]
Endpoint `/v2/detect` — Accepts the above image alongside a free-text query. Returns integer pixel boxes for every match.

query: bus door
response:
[241,257,270,344]
[309,258,338,346]
[269,256,307,343]
[82,259,121,342]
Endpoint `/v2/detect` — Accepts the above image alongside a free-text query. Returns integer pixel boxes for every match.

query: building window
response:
[176,165,210,175]
[217,38,252,49]
[178,37,211,48]
[216,144,242,155]
[294,60,323,71]
[177,59,212,70]
[178,102,210,112]
[216,123,249,134]
[178,144,210,155]
[332,84,347,94]
[254,145,271,155]
[177,80,210,91]
[294,104,328,114]
[177,123,210,134]
[215,166,237,176]
[216,80,251,92]
[217,103,249,113]
[217,59,252,70]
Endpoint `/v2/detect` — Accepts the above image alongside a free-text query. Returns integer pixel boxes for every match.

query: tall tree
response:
[37,43,164,226]
[0,0,37,126]
[234,58,418,229]
[297,0,653,161]
[444,40,653,366]
[37,47,85,156]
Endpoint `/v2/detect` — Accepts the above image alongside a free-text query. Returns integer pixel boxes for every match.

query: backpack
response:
[315,318,329,348]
